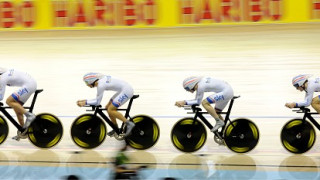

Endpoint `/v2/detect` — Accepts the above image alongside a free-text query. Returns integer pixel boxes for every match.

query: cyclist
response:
[77,73,135,137]
[0,68,37,141]
[285,74,320,113]
[175,76,234,132]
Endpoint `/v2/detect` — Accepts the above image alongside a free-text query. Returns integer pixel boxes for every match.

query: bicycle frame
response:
[87,95,139,135]
[0,89,43,132]
[188,96,240,132]
[296,107,320,130]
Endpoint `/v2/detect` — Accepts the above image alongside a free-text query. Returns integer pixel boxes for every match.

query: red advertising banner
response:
[311,0,320,19]
[178,0,283,24]
[0,1,36,28]
[52,0,157,27]
[0,0,318,29]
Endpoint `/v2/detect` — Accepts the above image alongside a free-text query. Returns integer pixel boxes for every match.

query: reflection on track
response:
[279,155,319,180]
[0,151,317,179]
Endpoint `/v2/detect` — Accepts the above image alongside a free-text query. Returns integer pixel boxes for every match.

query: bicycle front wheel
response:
[71,114,106,149]
[171,118,207,153]
[281,119,315,154]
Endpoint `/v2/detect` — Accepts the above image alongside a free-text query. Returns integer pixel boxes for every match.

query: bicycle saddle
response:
[232,96,240,100]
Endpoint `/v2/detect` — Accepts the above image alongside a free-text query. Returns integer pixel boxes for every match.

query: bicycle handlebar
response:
[292,107,311,113]
[183,104,203,114]
[83,105,102,112]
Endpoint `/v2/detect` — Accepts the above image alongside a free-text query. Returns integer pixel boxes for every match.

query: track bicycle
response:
[0,89,63,148]
[70,95,160,150]
[171,96,259,153]
[281,107,319,154]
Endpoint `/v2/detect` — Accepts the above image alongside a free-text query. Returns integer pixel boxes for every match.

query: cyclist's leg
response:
[216,109,224,120]
[7,86,36,139]
[18,85,37,129]
[202,98,220,121]
[107,93,120,125]
[6,96,25,126]
[106,101,117,136]
[107,88,134,136]
[6,85,37,127]
[107,92,131,123]
[204,89,233,132]
[107,106,135,137]
[202,93,226,132]
[311,95,320,114]
[107,104,126,124]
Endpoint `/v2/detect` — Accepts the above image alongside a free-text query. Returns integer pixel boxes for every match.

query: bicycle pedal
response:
[217,139,225,145]
[213,132,225,145]
[17,131,27,139]
[114,133,125,141]
[214,136,225,146]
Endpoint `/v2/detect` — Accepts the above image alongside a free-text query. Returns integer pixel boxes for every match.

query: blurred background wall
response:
[0,0,319,30]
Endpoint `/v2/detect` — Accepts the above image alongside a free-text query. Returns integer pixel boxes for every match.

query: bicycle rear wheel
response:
[28,113,63,148]
[71,114,106,149]
[0,115,8,145]
[281,119,315,154]
[126,115,160,150]
[171,118,207,153]
[224,118,259,153]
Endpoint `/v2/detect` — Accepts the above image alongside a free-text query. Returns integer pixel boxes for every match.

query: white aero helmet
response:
[83,72,103,86]
[292,74,312,88]
[183,76,201,91]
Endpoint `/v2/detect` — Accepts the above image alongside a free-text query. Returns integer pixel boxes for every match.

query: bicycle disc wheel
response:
[224,118,259,153]
[71,114,106,149]
[126,115,160,150]
[281,119,315,154]
[0,115,8,145]
[171,118,207,153]
[28,113,63,148]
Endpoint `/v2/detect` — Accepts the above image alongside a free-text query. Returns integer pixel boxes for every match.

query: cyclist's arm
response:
[86,87,104,106]
[185,89,204,105]
[296,91,313,107]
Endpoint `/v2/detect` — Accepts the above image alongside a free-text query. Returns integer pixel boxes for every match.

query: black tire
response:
[0,115,8,145]
[28,113,63,148]
[224,118,259,153]
[70,114,106,149]
[281,119,315,154]
[171,118,207,153]
[126,115,160,150]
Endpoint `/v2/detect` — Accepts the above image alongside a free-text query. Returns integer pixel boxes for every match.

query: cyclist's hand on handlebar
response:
[285,102,296,109]
[175,101,186,107]
[77,100,86,107]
